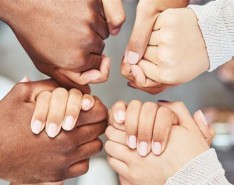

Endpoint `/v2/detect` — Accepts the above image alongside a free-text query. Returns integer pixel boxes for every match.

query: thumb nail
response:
[127,51,139,65]
[20,76,31,82]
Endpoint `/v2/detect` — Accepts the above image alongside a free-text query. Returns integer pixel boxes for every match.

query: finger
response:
[105,126,126,145]
[81,94,95,111]
[128,81,169,94]
[20,76,31,83]
[111,101,127,124]
[152,107,178,156]
[158,101,195,128]
[107,156,129,179]
[84,55,111,84]
[62,89,82,131]
[46,88,69,138]
[126,1,159,64]
[93,12,109,40]
[121,60,134,81]
[30,79,59,103]
[66,159,90,179]
[102,0,126,35]
[31,91,52,134]
[193,110,211,141]
[60,55,110,85]
[105,141,130,163]
[77,96,108,127]
[130,65,162,88]
[125,100,142,149]
[143,47,161,66]
[137,102,158,157]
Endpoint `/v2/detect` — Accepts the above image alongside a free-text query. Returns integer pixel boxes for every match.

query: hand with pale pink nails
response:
[106,101,213,185]
[122,8,209,94]
[108,101,214,157]
[31,87,95,138]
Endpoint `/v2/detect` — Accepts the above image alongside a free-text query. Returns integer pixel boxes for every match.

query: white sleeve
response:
[189,0,234,71]
[165,149,232,185]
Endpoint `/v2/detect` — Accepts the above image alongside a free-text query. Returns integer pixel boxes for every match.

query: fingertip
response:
[31,120,43,135]
[82,95,95,111]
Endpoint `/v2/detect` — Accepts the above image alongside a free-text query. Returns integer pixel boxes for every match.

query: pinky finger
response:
[31,91,51,134]
[81,94,95,111]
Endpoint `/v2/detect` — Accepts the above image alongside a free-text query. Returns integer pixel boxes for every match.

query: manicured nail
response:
[20,76,30,82]
[31,120,42,134]
[198,110,208,126]
[47,123,58,138]
[128,135,137,149]
[82,99,91,110]
[127,51,139,65]
[138,142,148,157]
[62,116,74,131]
[152,142,162,155]
[123,50,128,64]
[117,110,126,123]
[111,28,121,35]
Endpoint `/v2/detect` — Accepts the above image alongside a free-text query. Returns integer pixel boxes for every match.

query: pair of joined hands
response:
[0,0,209,93]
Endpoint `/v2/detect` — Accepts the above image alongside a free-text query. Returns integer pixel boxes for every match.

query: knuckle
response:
[69,88,82,97]
[52,87,68,97]
[129,100,142,108]
[110,14,126,28]
[14,83,31,99]
[143,102,158,111]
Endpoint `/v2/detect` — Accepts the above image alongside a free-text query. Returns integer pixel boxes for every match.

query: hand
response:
[0,79,107,183]
[31,87,95,138]
[106,102,210,185]
[1,0,112,88]
[109,101,214,156]
[122,8,209,94]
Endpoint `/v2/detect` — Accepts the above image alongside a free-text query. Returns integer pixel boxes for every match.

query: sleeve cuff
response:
[188,0,234,71]
[165,149,231,185]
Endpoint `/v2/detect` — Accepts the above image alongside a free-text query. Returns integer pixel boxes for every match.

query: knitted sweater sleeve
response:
[165,149,232,185]
[189,0,234,71]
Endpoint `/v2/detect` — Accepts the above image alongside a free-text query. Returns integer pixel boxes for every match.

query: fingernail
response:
[116,110,126,123]
[131,66,137,77]
[152,142,162,155]
[47,123,58,138]
[31,120,42,134]
[111,28,121,35]
[82,99,91,110]
[157,100,170,103]
[138,142,148,157]
[128,135,137,149]
[62,116,74,131]
[92,73,101,81]
[127,51,139,65]
[20,76,30,82]
[198,110,208,126]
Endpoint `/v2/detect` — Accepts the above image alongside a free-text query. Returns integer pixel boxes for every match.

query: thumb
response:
[158,101,195,129]
[30,79,59,102]
[102,0,126,35]
[125,1,159,64]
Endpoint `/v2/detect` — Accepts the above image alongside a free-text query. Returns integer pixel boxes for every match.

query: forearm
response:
[189,0,234,71]
[165,149,232,185]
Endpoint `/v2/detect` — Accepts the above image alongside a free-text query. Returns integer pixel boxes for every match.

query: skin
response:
[0,0,119,88]
[31,87,95,138]
[106,102,211,185]
[0,80,108,183]
[122,8,210,94]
